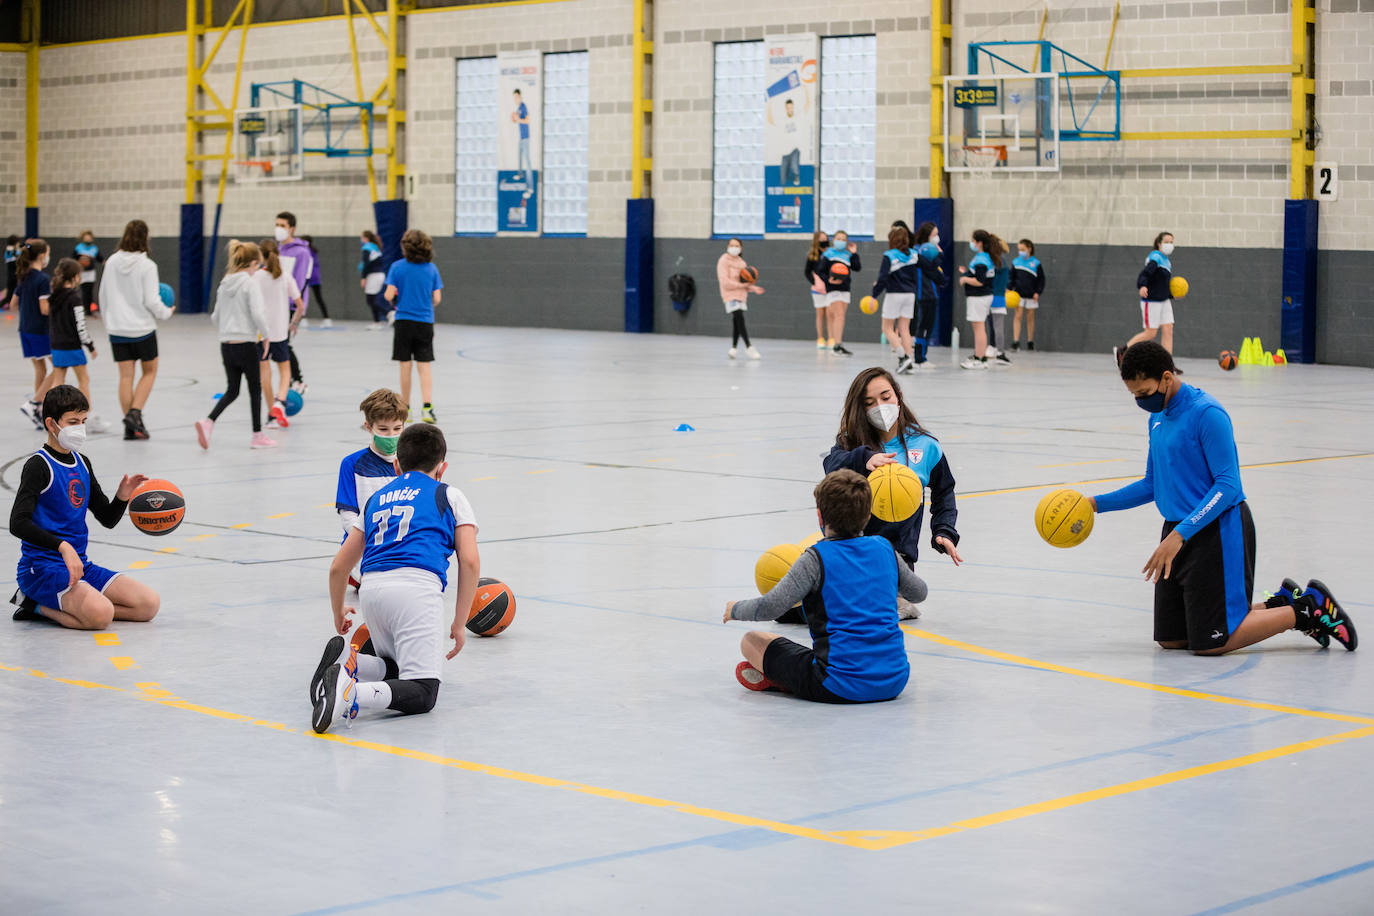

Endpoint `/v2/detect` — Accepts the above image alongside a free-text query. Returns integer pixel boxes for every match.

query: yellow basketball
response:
[1034,489,1095,548]
[755,542,803,594]
[1170,276,1189,299]
[1005,290,1021,308]
[797,531,823,549]
[859,295,879,315]
[868,463,923,524]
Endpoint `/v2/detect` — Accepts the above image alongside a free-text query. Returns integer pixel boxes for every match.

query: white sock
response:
[355,653,387,681]
[355,680,392,710]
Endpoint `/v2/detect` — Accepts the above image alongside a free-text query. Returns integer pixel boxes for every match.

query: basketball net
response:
[960,145,1007,178]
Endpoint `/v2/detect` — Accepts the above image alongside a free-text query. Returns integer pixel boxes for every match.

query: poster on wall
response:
[496,50,542,234]
[763,34,818,236]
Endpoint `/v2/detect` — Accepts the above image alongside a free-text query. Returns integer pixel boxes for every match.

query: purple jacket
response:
[278,237,314,294]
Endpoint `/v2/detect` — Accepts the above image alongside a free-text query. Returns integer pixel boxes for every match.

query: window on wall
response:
[712,41,765,238]
[819,35,876,237]
[543,51,590,236]
[455,57,498,235]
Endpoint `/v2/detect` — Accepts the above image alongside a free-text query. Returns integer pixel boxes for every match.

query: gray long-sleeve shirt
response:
[730,542,928,622]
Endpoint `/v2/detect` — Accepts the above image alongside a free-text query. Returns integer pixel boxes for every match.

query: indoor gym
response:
[1,1,1372,914]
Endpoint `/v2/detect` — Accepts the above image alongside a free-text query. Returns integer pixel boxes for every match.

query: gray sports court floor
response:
[2,317,1372,915]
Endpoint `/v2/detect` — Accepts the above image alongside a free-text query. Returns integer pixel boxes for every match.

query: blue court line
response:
[1186,857,1374,915]
[1174,653,1262,687]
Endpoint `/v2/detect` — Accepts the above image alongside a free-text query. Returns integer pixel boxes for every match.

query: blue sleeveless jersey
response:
[360,472,457,587]
[21,450,92,564]
[802,537,910,702]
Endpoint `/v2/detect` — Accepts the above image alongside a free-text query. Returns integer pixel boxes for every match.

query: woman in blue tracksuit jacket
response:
[821,365,962,619]
[871,224,921,375]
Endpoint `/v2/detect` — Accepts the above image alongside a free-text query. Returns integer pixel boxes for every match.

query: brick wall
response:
[0,52,24,233]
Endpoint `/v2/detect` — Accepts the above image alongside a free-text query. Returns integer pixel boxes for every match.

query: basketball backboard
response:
[233,105,304,182]
[943,73,1060,174]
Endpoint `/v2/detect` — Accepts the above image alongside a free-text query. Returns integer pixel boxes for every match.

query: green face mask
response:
[372,434,399,456]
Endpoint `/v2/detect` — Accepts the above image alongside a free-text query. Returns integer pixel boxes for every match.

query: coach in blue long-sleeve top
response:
[1089,342,1355,655]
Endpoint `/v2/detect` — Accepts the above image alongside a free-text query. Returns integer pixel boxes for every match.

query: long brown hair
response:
[887,225,911,253]
[118,219,149,254]
[16,239,48,283]
[806,228,829,262]
[52,257,82,289]
[258,238,283,279]
[972,229,1007,268]
[835,366,930,452]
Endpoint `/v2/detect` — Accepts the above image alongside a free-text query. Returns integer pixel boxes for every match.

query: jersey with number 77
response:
[356,472,478,589]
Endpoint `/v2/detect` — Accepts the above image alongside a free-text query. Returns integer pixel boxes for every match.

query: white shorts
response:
[1141,299,1174,329]
[358,569,446,681]
[965,294,992,323]
[724,299,747,314]
[881,292,915,320]
[811,292,828,310]
[826,291,851,305]
[1020,295,1039,310]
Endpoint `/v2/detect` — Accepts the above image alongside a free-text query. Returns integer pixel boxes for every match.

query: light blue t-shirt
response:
[384,260,443,324]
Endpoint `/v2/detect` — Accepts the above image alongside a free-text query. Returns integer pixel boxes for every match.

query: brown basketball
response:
[738,266,758,284]
[1218,350,1238,371]
[467,577,516,636]
[128,479,185,536]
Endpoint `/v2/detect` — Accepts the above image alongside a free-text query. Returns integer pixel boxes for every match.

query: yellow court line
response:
[188,533,217,542]
[92,633,120,647]
[156,546,179,554]
[229,523,253,529]
[5,659,1370,852]
[902,626,1374,726]
[108,657,138,671]
[127,560,152,570]
[267,512,295,519]
[315,503,335,509]
[525,469,556,476]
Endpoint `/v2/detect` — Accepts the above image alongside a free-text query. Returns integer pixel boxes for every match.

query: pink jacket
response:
[716,252,752,304]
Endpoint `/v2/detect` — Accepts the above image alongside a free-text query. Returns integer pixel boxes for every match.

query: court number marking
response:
[1314,161,1337,200]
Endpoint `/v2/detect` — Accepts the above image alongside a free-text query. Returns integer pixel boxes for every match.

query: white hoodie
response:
[210,270,268,343]
[98,250,173,338]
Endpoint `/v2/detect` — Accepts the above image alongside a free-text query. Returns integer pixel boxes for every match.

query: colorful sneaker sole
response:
[735,660,778,692]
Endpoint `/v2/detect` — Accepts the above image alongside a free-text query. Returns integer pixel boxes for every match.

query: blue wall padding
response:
[178,203,205,313]
[913,198,955,346]
[373,199,408,272]
[1281,199,1318,364]
[625,198,654,333]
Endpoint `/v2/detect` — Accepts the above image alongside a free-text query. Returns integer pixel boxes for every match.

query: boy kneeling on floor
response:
[724,469,925,703]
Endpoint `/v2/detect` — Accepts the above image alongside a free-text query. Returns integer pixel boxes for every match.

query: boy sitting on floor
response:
[724,469,925,703]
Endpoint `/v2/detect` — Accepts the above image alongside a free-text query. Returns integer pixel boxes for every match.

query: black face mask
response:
[1135,390,1167,413]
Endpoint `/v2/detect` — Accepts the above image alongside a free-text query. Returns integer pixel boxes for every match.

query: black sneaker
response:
[1267,578,1327,647]
[1011,342,1020,352]
[310,635,348,703]
[122,410,138,440]
[995,352,1012,365]
[10,588,39,622]
[833,344,853,357]
[1027,341,1035,351]
[1299,579,1357,651]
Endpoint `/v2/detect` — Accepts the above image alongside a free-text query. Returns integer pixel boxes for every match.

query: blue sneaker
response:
[312,663,358,733]
[1266,578,1327,648]
[1297,580,1357,652]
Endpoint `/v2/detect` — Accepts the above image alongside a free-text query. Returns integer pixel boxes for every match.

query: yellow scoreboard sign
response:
[952,86,999,108]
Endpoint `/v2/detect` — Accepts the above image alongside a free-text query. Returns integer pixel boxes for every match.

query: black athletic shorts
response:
[1154,501,1255,651]
[109,332,158,363]
[761,637,856,704]
[259,339,290,362]
[392,319,435,362]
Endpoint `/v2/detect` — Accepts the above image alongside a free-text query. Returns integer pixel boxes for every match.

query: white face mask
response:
[866,403,900,432]
[1160,242,1175,256]
[930,234,940,247]
[55,423,87,451]
[727,246,741,256]
[273,226,289,242]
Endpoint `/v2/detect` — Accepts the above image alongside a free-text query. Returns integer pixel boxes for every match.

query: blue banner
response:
[497,171,539,233]
[764,164,815,234]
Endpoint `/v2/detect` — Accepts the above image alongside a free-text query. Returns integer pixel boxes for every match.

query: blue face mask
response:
[831,240,847,250]
[969,242,979,255]
[1135,389,1167,413]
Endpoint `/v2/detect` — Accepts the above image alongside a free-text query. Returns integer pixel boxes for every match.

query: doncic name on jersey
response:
[377,486,422,506]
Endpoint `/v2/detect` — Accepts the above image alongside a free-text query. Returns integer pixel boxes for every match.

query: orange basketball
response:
[128,479,185,536]
[467,577,516,636]
[1218,350,1238,371]
[739,266,758,284]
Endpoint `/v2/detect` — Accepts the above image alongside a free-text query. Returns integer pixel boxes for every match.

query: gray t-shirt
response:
[730,540,928,622]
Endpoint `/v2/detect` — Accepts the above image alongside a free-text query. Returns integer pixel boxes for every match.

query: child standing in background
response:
[716,238,763,360]
[384,229,443,423]
[73,230,103,318]
[1010,238,1046,351]
[985,235,1012,366]
[15,239,56,428]
[360,230,388,328]
[2,234,22,309]
[1118,231,1177,364]
[958,230,1002,370]
[256,238,304,429]
[819,231,859,356]
[299,234,332,328]
[911,221,945,371]
[46,258,110,433]
[871,224,918,375]
[196,240,273,450]
[803,230,829,349]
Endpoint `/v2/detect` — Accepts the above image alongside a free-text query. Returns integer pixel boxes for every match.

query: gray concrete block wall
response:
[1316,249,1374,365]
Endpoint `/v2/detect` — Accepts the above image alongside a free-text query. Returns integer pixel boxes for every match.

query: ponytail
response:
[226,239,262,273]
[257,238,283,279]
[16,238,48,284]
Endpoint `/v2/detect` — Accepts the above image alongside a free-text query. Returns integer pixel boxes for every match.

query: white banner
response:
[763,34,818,235]
[496,50,542,234]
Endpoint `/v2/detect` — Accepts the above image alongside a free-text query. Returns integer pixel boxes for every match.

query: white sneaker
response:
[986,346,1000,358]
[897,597,922,620]
[18,400,41,429]
[298,318,309,329]
[87,414,111,434]
[728,348,738,359]
[914,360,935,372]
[320,318,333,328]
[897,355,914,375]
[746,346,761,360]
[311,663,358,734]
[960,356,989,370]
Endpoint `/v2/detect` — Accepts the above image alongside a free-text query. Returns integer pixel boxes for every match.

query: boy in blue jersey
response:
[1090,342,1355,654]
[313,424,480,733]
[333,388,407,598]
[725,470,926,703]
[8,385,161,630]
[384,229,443,424]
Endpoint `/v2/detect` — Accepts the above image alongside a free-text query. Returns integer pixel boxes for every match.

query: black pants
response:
[365,292,388,322]
[310,284,329,318]
[730,311,752,348]
[910,298,936,362]
[207,342,263,432]
[355,640,438,714]
[80,281,96,313]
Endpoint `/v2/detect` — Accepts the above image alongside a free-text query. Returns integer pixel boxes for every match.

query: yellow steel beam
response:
[630,0,651,198]
[384,0,404,199]
[195,0,249,81]
[214,0,253,206]
[1103,2,1120,69]
[24,0,38,211]
[0,41,28,51]
[1290,0,1314,198]
[345,0,380,203]
[929,0,950,197]
[1120,129,1299,141]
[1101,64,1301,78]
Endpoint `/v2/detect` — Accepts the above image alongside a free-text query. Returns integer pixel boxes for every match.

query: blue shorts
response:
[20,332,51,359]
[17,558,120,614]
[260,339,290,363]
[51,347,87,368]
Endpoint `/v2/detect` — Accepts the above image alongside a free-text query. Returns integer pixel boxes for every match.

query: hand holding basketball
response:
[748,285,764,295]
[865,452,898,471]
[1143,530,1184,583]
[79,255,92,269]
[116,473,150,501]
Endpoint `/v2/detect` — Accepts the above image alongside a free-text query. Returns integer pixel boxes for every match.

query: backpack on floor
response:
[668,273,695,313]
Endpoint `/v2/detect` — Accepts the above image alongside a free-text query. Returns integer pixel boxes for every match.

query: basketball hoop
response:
[233,159,276,181]
[960,144,1007,177]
